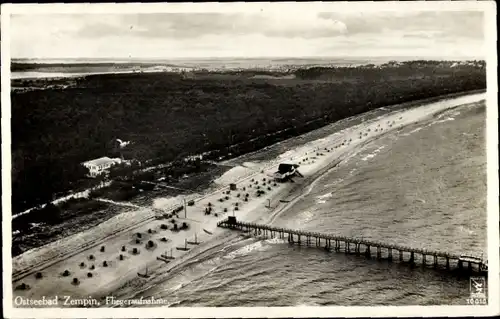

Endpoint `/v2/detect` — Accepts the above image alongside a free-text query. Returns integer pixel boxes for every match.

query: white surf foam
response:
[317,193,334,200]
[224,241,267,260]
[361,145,386,161]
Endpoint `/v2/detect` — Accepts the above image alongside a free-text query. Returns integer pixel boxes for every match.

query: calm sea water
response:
[121,100,486,306]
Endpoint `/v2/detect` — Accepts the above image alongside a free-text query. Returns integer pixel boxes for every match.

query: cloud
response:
[69,11,483,42]
[9,11,485,59]
[75,12,348,40]
[318,11,484,39]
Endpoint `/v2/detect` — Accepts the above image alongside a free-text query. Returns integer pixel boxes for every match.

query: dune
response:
[213,166,255,186]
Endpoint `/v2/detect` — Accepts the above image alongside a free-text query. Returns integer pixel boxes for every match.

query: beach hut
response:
[228,216,237,225]
[274,163,302,182]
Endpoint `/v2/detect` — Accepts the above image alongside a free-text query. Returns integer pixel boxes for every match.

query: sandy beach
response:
[11,92,486,306]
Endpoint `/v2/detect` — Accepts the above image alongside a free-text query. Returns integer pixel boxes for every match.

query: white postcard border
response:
[2,2,498,318]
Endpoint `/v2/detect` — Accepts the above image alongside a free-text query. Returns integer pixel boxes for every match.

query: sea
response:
[114,97,487,306]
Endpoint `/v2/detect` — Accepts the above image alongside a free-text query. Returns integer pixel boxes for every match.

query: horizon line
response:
[11,56,485,62]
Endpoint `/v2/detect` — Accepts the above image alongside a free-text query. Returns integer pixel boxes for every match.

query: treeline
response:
[12,198,108,232]
[11,62,486,214]
[294,60,485,80]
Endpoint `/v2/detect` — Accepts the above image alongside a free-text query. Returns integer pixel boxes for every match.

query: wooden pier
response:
[217,217,488,275]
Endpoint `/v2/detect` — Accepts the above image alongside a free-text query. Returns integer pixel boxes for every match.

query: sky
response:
[9,9,486,60]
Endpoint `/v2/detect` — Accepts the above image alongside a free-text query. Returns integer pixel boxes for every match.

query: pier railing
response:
[217,218,487,274]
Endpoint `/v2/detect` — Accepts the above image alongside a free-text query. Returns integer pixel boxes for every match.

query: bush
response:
[13,203,62,229]
[17,283,29,290]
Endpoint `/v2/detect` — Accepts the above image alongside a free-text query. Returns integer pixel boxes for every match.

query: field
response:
[11,60,486,223]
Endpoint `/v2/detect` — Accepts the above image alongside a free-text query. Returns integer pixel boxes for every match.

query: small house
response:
[82,157,122,178]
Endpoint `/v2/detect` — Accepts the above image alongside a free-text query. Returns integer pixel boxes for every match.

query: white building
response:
[82,157,123,177]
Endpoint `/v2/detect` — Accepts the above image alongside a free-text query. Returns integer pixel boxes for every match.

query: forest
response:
[11,61,486,214]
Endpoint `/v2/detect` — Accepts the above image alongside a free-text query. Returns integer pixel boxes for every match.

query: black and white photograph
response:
[2,2,498,317]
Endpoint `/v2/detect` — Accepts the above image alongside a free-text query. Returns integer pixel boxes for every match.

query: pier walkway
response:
[217,217,488,274]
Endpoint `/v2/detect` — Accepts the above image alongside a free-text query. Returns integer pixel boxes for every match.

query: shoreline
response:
[107,91,488,304]
[11,92,486,305]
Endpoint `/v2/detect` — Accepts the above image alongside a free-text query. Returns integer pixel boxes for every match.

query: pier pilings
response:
[217,218,487,275]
